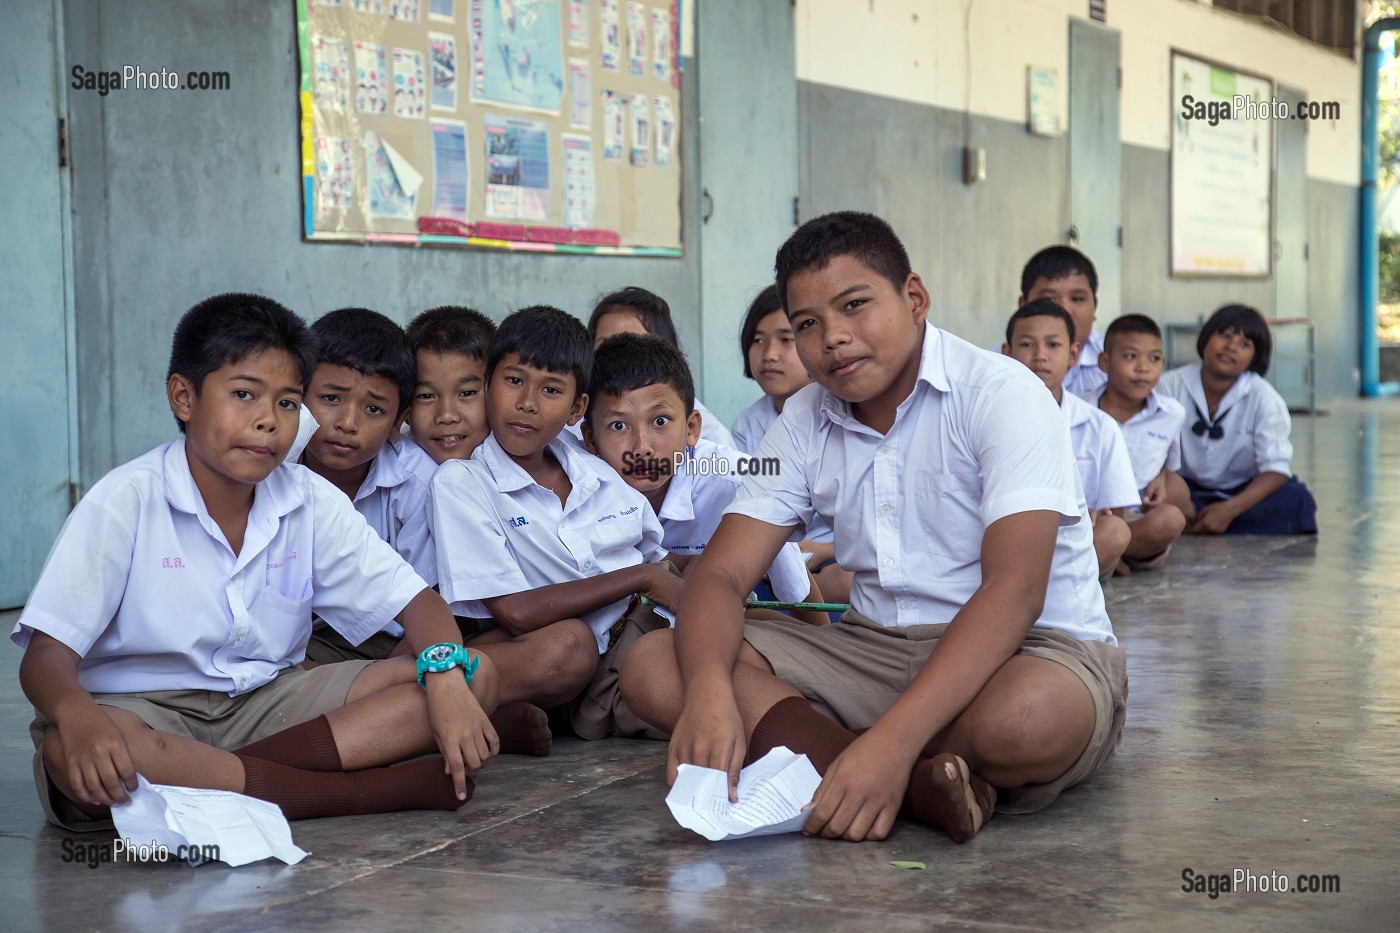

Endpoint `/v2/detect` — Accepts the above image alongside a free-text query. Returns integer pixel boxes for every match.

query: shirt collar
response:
[1059,389,1093,428]
[474,432,603,500]
[354,438,410,502]
[818,321,946,428]
[1183,363,1258,417]
[162,440,306,522]
[658,439,720,523]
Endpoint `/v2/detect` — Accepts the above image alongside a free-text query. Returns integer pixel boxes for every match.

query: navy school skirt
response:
[1185,475,1318,535]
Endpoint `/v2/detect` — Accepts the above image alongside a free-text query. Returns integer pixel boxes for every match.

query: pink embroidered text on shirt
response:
[266,551,299,570]
[160,557,185,568]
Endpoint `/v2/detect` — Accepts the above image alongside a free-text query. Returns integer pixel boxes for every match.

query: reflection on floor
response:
[1,401,1396,931]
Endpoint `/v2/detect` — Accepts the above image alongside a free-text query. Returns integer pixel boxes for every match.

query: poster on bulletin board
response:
[1169,51,1273,278]
[296,0,682,256]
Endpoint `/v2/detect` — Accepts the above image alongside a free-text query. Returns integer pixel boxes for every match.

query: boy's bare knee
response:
[539,619,598,691]
[969,671,1093,775]
[618,628,678,711]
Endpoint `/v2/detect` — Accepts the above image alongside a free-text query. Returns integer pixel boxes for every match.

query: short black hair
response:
[774,211,912,311]
[587,287,679,348]
[311,307,414,413]
[1019,245,1099,299]
[167,293,316,433]
[1197,304,1272,376]
[1104,314,1163,354]
[739,285,784,380]
[488,305,592,400]
[407,305,496,360]
[1005,298,1076,346]
[586,334,696,425]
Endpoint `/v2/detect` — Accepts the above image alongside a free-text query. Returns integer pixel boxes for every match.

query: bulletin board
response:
[1169,51,1273,277]
[296,0,683,256]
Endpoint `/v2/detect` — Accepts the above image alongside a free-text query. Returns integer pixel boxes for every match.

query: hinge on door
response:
[68,482,80,509]
[1117,226,1123,248]
[57,118,69,169]
[793,196,800,226]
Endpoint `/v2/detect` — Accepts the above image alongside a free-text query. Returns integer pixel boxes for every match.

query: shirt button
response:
[880,503,892,515]
[583,560,593,569]
[899,599,912,610]
[882,557,893,568]
[879,445,890,455]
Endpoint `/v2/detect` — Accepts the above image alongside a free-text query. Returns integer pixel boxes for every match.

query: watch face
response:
[426,644,455,663]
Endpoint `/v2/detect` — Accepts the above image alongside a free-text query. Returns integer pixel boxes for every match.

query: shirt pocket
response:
[592,514,644,555]
[245,585,313,663]
[913,471,983,564]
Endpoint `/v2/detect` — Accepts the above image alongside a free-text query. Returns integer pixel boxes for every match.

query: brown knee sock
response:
[489,702,552,757]
[745,696,858,773]
[902,753,997,844]
[235,715,342,771]
[238,755,470,820]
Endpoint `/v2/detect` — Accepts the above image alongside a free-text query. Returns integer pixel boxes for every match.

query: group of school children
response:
[13,211,1318,848]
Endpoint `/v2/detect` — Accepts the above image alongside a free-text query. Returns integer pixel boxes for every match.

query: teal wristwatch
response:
[416,642,480,688]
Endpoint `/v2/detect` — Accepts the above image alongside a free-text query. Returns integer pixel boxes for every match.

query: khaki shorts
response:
[305,627,402,663]
[29,660,372,831]
[568,600,671,742]
[741,610,1128,814]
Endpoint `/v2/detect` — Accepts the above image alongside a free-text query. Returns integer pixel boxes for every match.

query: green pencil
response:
[640,597,851,613]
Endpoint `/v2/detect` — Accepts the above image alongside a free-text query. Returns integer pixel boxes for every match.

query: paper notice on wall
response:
[392,47,426,119]
[429,32,458,111]
[313,35,351,113]
[601,90,625,161]
[599,0,621,72]
[430,119,469,221]
[629,93,649,166]
[651,7,672,83]
[562,134,596,229]
[367,131,421,218]
[483,114,550,221]
[568,0,590,47]
[315,135,355,213]
[569,59,592,129]
[390,0,421,23]
[429,0,454,21]
[354,42,389,114]
[625,2,648,78]
[653,94,674,166]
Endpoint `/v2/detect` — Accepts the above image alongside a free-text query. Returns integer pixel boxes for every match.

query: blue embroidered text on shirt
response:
[1147,431,1170,441]
[620,506,639,516]
[508,516,530,528]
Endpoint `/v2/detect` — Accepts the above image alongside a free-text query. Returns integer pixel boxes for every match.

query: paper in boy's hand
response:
[665,746,821,841]
[111,774,309,867]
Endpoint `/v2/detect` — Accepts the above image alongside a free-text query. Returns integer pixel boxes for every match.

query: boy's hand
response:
[802,730,918,842]
[1188,500,1235,535]
[641,562,684,613]
[1088,508,1104,528]
[425,668,498,799]
[666,687,747,801]
[1142,474,1167,508]
[53,707,138,809]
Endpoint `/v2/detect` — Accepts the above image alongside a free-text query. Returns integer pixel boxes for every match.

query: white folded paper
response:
[666,746,821,841]
[111,774,309,867]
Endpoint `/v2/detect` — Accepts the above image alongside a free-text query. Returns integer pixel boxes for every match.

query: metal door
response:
[1069,19,1122,318]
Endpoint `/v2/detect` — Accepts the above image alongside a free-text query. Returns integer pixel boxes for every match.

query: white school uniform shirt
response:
[564,397,736,450]
[430,434,667,653]
[731,395,781,455]
[11,441,428,696]
[1088,388,1185,493]
[1158,363,1293,490]
[727,323,1113,645]
[344,437,437,637]
[1062,331,1108,399]
[1061,391,1141,511]
[394,432,442,487]
[657,438,811,603]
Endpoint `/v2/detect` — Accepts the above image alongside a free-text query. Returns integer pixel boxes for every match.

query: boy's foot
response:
[904,753,996,844]
[489,702,553,757]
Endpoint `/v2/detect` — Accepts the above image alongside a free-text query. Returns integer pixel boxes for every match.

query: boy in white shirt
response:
[1003,300,1138,579]
[300,307,436,662]
[402,305,497,476]
[1089,314,1189,571]
[13,293,498,830]
[582,333,826,627]
[430,306,684,742]
[620,213,1125,845]
[1019,245,1108,399]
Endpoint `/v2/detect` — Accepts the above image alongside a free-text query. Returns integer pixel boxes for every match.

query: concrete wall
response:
[63,0,701,487]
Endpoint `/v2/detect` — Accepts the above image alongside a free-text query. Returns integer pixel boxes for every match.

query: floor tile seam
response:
[382,863,1074,931]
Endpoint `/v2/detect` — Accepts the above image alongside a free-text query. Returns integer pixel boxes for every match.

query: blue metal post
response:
[1362,18,1400,397]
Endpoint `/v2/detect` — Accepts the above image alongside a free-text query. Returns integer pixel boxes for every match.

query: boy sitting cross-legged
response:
[14,294,498,830]
[619,213,1126,844]
[429,306,684,742]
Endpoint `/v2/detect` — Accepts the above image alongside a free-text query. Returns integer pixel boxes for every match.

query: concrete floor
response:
[2,400,1398,932]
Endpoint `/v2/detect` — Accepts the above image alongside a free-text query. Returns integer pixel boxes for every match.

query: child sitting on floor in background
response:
[1158,304,1318,535]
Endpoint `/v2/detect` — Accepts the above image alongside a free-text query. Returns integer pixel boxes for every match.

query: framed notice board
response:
[296,0,683,255]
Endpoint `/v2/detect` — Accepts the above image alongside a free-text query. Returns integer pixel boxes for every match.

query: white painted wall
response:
[793,0,1361,185]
